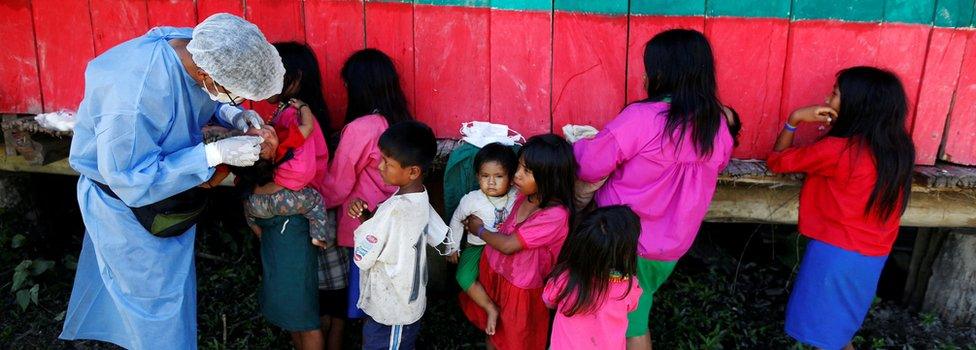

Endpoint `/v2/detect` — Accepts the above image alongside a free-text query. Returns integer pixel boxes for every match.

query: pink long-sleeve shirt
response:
[321,114,398,248]
[273,107,330,193]
[573,102,733,261]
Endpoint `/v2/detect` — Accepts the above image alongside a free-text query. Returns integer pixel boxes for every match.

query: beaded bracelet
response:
[784,122,798,132]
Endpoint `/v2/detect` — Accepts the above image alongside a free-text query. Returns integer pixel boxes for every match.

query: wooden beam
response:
[707,182,976,228]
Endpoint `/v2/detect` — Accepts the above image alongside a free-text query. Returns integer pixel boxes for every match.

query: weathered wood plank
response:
[0,0,43,114]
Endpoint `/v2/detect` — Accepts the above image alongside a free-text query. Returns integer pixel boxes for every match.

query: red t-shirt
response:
[272,123,306,162]
[767,137,902,256]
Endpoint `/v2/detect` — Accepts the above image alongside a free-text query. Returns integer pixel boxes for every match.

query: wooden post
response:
[902,228,948,310]
[2,114,16,156]
[922,230,976,326]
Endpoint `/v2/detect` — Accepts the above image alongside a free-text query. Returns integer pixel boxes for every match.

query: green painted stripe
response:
[416,0,489,6]
[554,0,628,15]
[706,0,790,18]
[933,0,974,27]
[630,0,705,17]
[378,0,975,27]
[491,0,550,11]
[885,0,937,24]
[792,0,885,22]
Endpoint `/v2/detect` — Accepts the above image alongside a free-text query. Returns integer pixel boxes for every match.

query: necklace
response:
[486,192,511,230]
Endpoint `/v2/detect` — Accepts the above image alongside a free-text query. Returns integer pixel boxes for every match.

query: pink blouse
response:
[543,273,642,350]
[573,102,733,261]
[484,195,570,289]
[321,114,398,248]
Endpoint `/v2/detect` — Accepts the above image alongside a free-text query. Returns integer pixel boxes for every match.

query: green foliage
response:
[10,258,55,311]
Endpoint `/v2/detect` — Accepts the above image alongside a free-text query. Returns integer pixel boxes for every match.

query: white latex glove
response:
[562,124,599,143]
[204,135,264,167]
[219,104,263,132]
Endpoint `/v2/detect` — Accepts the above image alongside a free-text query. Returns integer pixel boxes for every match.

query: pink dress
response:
[573,102,733,261]
[320,114,398,248]
[484,194,571,289]
[272,107,330,192]
[543,273,642,350]
[461,195,570,350]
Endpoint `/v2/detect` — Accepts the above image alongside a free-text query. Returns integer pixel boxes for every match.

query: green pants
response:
[455,245,485,290]
[626,257,677,338]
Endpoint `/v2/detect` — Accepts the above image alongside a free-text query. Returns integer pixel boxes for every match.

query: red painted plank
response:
[414,5,490,137]
[942,31,976,165]
[552,12,628,132]
[245,0,305,43]
[779,21,928,147]
[912,28,968,165]
[706,17,789,159]
[0,0,43,113]
[90,0,150,54]
[365,1,415,118]
[147,0,197,28]
[244,0,307,118]
[489,10,552,136]
[197,0,244,20]
[626,16,704,104]
[307,0,365,130]
[32,0,96,112]
[874,23,930,131]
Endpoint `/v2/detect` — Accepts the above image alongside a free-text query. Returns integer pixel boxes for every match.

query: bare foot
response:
[485,303,499,335]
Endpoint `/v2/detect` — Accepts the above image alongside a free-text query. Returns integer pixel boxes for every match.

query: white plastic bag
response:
[34,110,76,132]
[459,121,525,147]
[562,124,599,144]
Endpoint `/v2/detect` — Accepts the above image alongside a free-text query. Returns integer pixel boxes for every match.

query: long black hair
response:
[341,48,413,126]
[828,66,915,220]
[519,134,577,215]
[273,42,330,137]
[547,205,640,316]
[643,29,726,156]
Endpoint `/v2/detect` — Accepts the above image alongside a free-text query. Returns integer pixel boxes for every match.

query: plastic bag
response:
[459,121,525,148]
[562,124,599,144]
[34,110,76,132]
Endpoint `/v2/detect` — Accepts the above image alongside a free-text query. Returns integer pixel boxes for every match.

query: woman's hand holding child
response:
[463,215,485,237]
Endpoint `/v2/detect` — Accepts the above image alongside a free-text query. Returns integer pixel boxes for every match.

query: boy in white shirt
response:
[348,120,448,350]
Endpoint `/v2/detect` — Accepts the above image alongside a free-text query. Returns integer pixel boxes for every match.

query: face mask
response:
[203,78,244,105]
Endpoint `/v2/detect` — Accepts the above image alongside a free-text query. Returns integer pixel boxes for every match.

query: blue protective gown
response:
[60,27,222,350]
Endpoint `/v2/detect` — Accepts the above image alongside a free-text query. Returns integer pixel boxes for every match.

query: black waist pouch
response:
[93,181,207,238]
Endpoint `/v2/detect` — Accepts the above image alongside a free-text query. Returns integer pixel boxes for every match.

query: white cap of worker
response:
[187,13,285,101]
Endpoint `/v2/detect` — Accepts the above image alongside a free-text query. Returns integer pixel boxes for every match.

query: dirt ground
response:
[1,173,974,349]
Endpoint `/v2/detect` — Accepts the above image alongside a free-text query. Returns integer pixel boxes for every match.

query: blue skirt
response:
[785,239,888,350]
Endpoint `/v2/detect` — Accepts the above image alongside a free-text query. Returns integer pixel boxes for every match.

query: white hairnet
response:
[188,13,285,101]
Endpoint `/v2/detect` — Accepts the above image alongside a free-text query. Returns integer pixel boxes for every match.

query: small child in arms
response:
[230,126,332,248]
[446,142,518,335]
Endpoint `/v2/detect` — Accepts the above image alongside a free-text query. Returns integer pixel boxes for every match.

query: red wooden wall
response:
[1,0,975,165]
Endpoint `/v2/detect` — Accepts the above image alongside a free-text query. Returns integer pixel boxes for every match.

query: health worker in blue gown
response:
[59,13,285,350]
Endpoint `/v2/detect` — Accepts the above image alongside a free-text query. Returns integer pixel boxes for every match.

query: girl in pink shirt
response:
[320,49,413,320]
[460,134,577,350]
[544,205,643,350]
[572,29,739,348]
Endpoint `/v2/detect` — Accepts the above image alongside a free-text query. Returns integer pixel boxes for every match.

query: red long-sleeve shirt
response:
[767,137,902,256]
